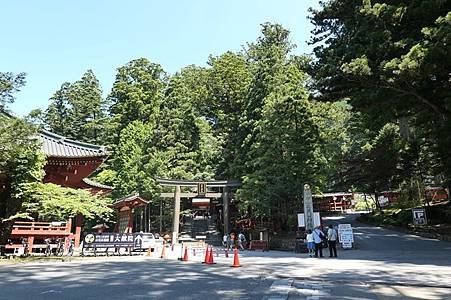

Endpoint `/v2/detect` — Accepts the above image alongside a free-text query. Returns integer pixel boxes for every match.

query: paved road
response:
[0,257,273,300]
[1,213,450,299]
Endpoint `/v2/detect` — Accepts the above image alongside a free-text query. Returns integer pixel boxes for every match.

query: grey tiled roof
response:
[39,130,109,158]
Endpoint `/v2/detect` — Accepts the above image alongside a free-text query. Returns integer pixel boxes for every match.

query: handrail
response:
[10,220,71,235]
[14,221,67,225]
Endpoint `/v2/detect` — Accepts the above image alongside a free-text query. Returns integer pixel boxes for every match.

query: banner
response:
[82,233,151,249]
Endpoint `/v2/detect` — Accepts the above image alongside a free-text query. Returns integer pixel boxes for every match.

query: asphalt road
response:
[1,213,450,300]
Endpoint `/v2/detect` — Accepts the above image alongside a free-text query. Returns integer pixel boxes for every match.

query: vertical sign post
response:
[303,184,314,231]
[197,182,207,195]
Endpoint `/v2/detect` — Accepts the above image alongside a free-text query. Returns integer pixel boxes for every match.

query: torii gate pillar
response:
[172,185,181,244]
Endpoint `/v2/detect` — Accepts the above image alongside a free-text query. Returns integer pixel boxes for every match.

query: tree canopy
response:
[309,0,451,189]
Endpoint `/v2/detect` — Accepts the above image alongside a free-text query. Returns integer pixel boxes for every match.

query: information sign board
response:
[338,224,354,248]
[412,208,427,225]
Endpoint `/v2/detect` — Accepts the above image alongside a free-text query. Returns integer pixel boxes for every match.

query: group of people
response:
[223,232,246,250]
[305,224,338,258]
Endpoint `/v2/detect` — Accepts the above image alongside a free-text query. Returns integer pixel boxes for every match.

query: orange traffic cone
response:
[230,248,241,267]
[202,246,210,263]
[207,246,216,264]
[183,247,189,262]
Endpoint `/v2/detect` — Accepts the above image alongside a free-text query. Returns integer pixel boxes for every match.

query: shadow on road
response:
[0,259,270,300]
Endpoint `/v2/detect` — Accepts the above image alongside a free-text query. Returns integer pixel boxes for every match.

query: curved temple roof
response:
[39,129,109,158]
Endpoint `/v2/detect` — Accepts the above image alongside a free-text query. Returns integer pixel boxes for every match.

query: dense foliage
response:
[309,0,451,194]
[0,110,45,245]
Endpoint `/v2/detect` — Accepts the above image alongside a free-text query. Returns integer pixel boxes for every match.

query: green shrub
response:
[396,210,412,226]
[355,198,376,211]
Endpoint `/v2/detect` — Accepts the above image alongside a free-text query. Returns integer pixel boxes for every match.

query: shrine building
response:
[5,128,112,253]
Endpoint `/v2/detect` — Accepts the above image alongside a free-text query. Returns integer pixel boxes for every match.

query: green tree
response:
[236,23,294,179]
[236,24,323,229]
[309,100,356,190]
[309,0,451,187]
[108,58,167,143]
[0,72,26,110]
[0,114,46,246]
[68,70,109,144]
[154,67,218,180]
[112,120,157,197]
[44,70,108,144]
[21,183,112,222]
[239,63,321,225]
[206,52,252,178]
[45,82,72,136]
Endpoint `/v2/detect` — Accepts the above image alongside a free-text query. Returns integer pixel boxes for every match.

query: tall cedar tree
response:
[309,0,451,189]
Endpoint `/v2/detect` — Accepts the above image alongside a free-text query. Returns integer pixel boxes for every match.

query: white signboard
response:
[338,224,354,248]
[377,196,389,207]
[341,241,353,248]
[297,212,321,228]
[192,198,210,204]
[412,208,427,225]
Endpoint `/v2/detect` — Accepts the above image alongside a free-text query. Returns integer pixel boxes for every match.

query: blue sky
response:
[2,0,320,116]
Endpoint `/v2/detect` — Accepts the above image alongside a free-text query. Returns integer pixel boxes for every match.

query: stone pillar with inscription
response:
[303,184,314,231]
[222,186,229,234]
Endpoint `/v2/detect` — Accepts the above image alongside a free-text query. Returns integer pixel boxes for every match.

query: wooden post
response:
[74,214,84,248]
[223,186,229,234]
[126,209,134,233]
[159,199,163,233]
[172,185,181,244]
[27,236,34,255]
[66,218,72,232]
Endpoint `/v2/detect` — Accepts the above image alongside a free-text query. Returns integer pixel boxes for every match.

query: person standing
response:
[230,232,236,249]
[223,234,229,249]
[306,229,314,257]
[238,232,246,250]
[327,224,338,257]
[312,227,324,258]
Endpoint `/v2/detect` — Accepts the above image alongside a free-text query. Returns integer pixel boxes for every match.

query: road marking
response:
[40,289,62,294]
[291,281,331,298]
[267,278,294,300]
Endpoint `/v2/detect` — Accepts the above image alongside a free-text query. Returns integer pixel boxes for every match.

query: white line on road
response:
[267,278,294,300]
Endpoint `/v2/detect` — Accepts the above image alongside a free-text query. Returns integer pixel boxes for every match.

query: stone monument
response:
[303,184,314,231]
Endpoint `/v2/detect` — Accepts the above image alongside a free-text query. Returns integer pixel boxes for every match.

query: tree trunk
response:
[0,221,13,255]
[374,191,381,211]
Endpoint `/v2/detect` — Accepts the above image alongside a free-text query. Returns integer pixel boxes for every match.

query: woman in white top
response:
[306,229,314,257]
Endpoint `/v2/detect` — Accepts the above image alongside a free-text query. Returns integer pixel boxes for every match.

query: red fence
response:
[10,221,71,237]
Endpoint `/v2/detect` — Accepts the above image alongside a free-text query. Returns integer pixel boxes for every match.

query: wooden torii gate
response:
[156,178,241,244]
